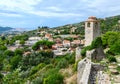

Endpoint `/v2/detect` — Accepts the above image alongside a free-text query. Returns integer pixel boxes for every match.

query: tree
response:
[32,40,54,50]
[4,50,14,57]
[10,56,22,70]
[0,45,7,51]
[1,36,6,40]
[14,49,23,56]
[102,31,118,47]
[20,40,25,46]
[110,39,120,55]
[0,73,3,83]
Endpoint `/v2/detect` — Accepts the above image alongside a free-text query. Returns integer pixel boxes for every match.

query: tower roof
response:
[86,16,98,22]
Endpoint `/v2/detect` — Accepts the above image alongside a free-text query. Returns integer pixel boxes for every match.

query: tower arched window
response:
[87,22,90,27]
[95,22,98,28]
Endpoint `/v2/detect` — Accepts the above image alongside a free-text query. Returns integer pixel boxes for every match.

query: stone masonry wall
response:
[77,58,92,84]
[77,48,105,84]
[76,47,82,62]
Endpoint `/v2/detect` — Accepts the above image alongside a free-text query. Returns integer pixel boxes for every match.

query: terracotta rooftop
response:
[86,16,98,22]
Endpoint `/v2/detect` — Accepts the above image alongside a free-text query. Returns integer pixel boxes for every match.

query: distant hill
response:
[0,26,13,33]
[100,15,120,33]
[0,26,26,34]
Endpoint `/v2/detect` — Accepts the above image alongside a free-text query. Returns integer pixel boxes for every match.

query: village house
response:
[48,38,53,42]
[39,30,47,36]
[54,38,62,44]
[23,51,31,56]
[70,27,77,33]
[44,33,52,39]
[15,40,21,47]
[25,36,41,46]
[63,40,71,47]
[80,39,85,45]
[52,43,63,50]
[71,40,81,46]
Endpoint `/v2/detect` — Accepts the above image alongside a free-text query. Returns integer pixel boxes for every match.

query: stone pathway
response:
[109,56,120,84]
[97,71,111,84]
[89,66,111,84]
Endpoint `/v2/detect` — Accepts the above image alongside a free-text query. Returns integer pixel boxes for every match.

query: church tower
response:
[85,16,100,46]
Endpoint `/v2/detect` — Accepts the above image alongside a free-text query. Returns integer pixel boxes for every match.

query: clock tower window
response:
[87,22,90,27]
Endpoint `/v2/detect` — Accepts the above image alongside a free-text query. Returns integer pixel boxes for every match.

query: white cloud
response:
[29,11,83,17]
[0,0,120,18]
[0,0,84,18]
[0,0,42,11]
[0,0,120,28]
[45,6,63,12]
[0,12,23,17]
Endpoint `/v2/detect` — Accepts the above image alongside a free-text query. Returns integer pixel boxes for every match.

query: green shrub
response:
[4,50,14,56]
[32,77,43,84]
[110,39,120,55]
[65,53,75,64]
[73,60,80,71]
[0,45,7,51]
[10,56,22,70]
[43,72,64,84]
[117,66,120,72]
[81,46,92,57]
[106,50,115,56]
[30,63,46,75]
[81,48,86,57]
[108,56,117,62]
[91,37,102,48]
[56,58,69,69]
[0,73,3,81]
[14,49,23,56]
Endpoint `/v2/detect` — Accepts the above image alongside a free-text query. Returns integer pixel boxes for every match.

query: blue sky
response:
[0,0,120,30]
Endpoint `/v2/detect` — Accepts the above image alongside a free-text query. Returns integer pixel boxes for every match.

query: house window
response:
[87,22,90,27]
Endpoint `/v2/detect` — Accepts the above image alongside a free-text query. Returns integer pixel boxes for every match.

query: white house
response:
[25,37,41,46]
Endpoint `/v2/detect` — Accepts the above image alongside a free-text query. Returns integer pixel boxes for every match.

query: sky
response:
[0,0,120,30]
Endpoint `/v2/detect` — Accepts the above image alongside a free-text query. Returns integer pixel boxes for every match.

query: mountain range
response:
[0,26,25,34]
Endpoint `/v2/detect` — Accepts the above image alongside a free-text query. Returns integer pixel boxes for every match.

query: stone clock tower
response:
[85,16,100,46]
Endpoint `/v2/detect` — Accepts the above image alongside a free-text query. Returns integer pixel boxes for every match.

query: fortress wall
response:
[77,58,92,84]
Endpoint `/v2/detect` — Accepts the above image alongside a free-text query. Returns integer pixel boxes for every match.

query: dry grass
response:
[60,65,77,84]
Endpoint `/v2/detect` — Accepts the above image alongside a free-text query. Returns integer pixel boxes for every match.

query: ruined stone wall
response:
[77,59,86,84]
[77,48,105,84]
[86,47,105,61]
[76,47,82,62]
[77,58,92,84]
